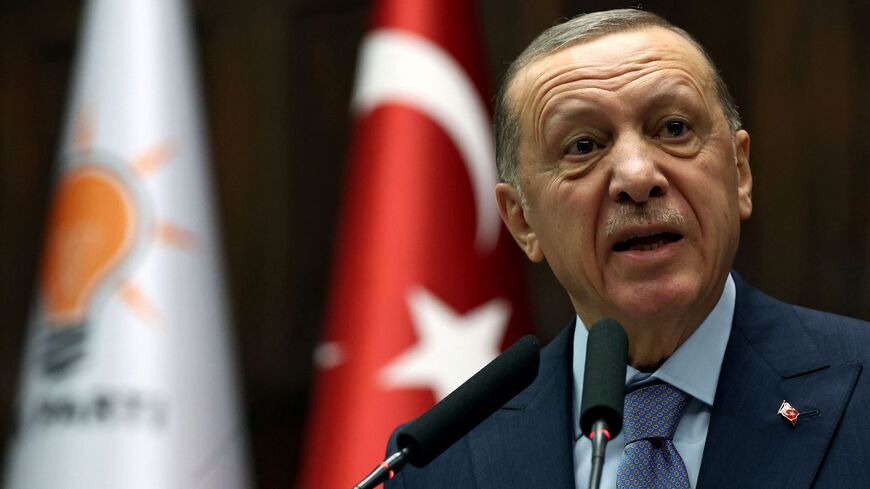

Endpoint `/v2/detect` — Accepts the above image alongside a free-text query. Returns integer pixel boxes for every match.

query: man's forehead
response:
[507,27,714,108]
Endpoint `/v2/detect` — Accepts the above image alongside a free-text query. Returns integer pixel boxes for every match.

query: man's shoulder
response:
[733,272,870,358]
[790,302,870,333]
[789,302,870,358]
[789,304,870,328]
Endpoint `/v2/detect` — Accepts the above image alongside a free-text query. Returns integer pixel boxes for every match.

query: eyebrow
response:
[539,98,606,137]
[640,78,709,112]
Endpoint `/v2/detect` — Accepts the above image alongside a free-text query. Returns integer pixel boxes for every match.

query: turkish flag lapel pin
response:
[778,400,800,426]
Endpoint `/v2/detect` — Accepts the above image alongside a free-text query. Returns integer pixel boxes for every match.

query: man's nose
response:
[607,138,669,203]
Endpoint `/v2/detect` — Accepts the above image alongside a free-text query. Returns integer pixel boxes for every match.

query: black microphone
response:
[580,319,628,489]
[353,335,540,489]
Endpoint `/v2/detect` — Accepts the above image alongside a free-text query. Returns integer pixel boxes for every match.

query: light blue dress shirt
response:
[572,274,736,489]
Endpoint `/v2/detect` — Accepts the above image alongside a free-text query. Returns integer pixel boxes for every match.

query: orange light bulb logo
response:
[40,165,137,327]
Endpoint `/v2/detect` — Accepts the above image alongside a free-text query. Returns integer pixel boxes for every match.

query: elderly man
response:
[386,8,870,489]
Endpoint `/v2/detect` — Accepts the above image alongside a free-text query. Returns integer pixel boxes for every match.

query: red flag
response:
[299,1,532,487]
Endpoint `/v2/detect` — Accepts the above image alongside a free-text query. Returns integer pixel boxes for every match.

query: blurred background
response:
[0,0,867,487]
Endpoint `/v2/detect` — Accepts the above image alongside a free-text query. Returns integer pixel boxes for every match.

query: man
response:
[386,9,870,488]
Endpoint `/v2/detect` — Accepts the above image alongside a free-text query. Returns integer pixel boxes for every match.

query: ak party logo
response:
[35,109,198,379]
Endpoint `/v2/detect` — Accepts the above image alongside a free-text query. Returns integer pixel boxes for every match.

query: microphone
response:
[353,335,540,489]
[580,319,628,489]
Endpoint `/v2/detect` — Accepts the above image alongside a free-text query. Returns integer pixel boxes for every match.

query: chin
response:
[608,273,703,322]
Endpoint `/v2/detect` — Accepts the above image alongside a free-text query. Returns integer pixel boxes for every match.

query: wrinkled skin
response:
[496,28,753,370]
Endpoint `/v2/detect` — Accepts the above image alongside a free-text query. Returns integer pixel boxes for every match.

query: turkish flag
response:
[298,1,532,487]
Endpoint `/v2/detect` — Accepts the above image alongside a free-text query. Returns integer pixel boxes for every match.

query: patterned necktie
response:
[616,383,691,489]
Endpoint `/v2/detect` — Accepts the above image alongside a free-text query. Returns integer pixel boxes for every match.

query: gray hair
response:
[494,9,742,191]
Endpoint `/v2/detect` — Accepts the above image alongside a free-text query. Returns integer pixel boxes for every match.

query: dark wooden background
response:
[1,0,867,487]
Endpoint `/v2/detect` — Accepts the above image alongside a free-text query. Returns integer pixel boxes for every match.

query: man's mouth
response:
[612,232,683,252]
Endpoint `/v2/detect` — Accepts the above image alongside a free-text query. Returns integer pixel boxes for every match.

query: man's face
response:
[496,27,753,331]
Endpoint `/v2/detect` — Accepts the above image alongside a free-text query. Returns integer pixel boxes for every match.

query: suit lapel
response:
[697,277,862,489]
[467,324,576,489]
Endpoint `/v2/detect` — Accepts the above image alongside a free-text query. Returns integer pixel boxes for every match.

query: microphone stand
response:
[588,419,611,489]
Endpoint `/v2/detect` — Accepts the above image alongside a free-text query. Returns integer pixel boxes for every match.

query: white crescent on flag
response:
[351,29,501,252]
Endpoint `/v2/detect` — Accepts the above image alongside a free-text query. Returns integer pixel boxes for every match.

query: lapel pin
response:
[778,400,800,426]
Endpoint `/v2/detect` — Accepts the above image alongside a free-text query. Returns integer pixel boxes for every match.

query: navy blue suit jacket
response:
[385,275,870,488]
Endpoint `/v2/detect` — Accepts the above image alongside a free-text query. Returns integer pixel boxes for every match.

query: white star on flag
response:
[380,286,511,401]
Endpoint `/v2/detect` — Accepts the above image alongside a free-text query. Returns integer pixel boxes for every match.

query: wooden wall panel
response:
[742,0,869,319]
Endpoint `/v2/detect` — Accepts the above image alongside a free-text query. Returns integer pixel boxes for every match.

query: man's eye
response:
[569,138,598,155]
[660,120,687,138]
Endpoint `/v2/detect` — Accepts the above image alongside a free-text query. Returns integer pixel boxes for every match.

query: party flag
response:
[4,1,250,487]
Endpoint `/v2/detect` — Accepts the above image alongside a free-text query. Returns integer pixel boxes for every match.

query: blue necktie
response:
[616,383,691,489]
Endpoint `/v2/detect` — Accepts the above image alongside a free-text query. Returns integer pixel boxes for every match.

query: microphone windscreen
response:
[397,335,540,468]
[579,319,628,437]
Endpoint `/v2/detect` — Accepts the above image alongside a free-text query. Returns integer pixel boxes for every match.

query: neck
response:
[577,280,727,371]
[622,317,703,371]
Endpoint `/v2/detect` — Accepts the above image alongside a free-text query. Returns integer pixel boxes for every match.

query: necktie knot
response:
[622,383,689,444]
[617,383,691,488]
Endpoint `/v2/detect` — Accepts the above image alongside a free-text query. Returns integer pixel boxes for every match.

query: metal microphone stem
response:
[353,446,411,489]
[588,419,611,489]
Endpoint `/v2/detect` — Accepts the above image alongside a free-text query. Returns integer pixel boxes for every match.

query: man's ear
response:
[735,129,753,220]
[495,182,544,262]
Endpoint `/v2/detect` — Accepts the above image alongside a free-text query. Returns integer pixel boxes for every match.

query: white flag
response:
[4,0,250,488]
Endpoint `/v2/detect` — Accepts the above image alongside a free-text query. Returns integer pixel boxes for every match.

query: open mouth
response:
[613,232,683,252]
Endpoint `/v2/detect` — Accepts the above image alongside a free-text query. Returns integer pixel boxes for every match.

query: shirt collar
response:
[571,274,736,440]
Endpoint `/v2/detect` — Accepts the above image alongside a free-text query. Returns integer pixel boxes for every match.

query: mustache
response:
[605,202,687,238]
